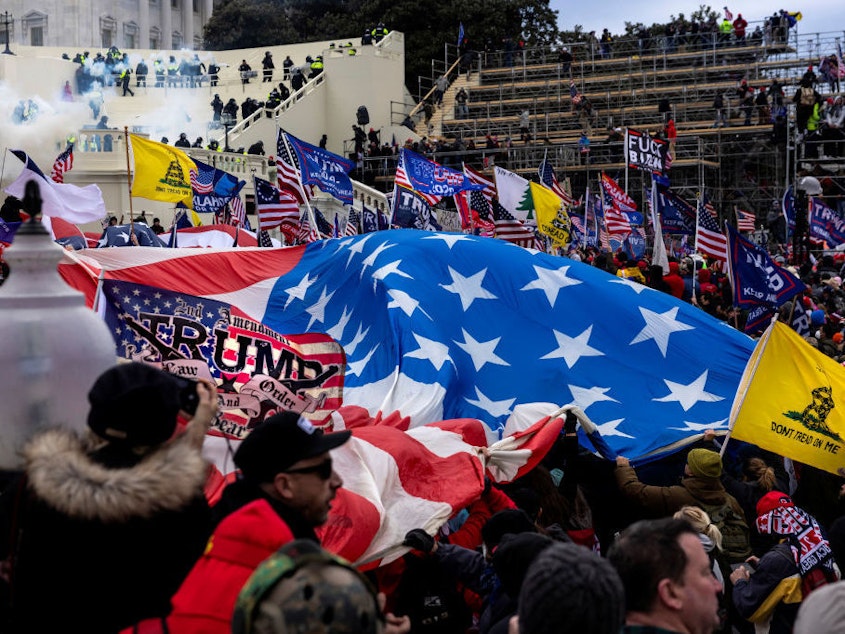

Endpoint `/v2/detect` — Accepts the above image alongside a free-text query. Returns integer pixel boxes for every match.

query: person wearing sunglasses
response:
[167,412,351,633]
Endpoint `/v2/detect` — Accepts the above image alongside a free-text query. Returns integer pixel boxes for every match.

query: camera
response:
[171,375,200,416]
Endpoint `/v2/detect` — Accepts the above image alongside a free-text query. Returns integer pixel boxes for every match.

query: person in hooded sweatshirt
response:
[0,363,218,633]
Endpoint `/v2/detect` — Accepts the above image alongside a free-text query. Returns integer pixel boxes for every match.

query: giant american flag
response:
[696,198,728,261]
[59,231,755,564]
[50,145,74,184]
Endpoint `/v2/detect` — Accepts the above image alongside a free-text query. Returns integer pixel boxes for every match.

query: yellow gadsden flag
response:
[130,134,196,208]
[729,321,845,475]
[529,182,570,248]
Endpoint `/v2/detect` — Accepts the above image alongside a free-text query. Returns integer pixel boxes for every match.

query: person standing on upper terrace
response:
[600,28,613,58]
[262,51,274,83]
[732,14,748,43]
[239,59,252,84]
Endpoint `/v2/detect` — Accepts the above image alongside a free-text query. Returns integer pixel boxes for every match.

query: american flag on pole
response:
[724,6,733,20]
[601,189,632,240]
[297,212,321,244]
[254,175,300,232]
[736,207,756,233]
[50,145,74,183]
[696,198,728,261]
[345,209,360,236]
[276,130,312,203]
[463,164,496,202]
[227,194,247,228]
[394,151,441,206]
[189,164,215,194]
[538,158,577,207]
[493,199,535,248]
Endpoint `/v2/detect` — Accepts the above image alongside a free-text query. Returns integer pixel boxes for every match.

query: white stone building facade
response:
[2,0,215,51]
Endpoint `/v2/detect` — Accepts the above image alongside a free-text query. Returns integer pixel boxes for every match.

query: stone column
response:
[182,0,193,48]
[161,0,172,50]
[138,0,150,49]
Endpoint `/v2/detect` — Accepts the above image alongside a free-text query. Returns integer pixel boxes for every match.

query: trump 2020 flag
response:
[400,149,485,199]
[130,134,196,208]
[726,223,805,310]
[285,132,355,205]
[392,186,442,231]
[5,150,106,224]
[729,321,845,476]
[809,196,845,248]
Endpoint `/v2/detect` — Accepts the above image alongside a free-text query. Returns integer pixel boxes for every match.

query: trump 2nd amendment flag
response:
[729,321,845,475]
[130,134,196,208]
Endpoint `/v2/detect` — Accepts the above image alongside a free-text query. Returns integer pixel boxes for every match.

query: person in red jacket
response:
[167,412,351,633]
[733,14,748,42]
[664,261,685,298]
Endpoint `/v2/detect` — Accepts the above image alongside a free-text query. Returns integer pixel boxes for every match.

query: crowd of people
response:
[2,354,844,633]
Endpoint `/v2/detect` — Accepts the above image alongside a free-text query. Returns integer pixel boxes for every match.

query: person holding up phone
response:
[0,362,219,633]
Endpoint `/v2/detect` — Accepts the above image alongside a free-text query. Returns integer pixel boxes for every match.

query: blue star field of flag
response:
[257,230,755,460]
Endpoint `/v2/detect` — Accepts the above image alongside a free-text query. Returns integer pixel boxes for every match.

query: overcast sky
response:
[550,2,845,41]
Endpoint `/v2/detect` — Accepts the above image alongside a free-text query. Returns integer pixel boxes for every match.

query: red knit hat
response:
[756,491,794,518]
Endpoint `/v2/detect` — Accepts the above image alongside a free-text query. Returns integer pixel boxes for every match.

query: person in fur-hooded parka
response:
[0,363,218,634]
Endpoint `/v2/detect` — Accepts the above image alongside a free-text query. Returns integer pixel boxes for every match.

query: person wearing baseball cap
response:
[167,412,352,633]
[212,411,351,531]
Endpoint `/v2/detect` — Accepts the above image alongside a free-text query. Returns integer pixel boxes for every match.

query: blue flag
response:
[457,22,465,47]
[361,206,379,233]
[809,196,845,248]
[400,149,485,198]
[655,186,696,235]
[726,223,805,310]
[99,223,165,248]
[0,219,21,245]
[285,132,355,204]
[393,187,442,231]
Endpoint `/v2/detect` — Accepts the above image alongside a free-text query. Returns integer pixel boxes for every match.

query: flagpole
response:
[124,127,135,237]
[583,184,590,249]
[720,320,777,458]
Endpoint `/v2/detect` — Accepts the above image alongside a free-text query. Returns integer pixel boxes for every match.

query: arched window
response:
[171,30,182,49]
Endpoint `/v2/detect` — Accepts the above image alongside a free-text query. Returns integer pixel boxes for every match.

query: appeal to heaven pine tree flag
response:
[729,321,845,475]
[130,134,196,208]
[530,182,570,247]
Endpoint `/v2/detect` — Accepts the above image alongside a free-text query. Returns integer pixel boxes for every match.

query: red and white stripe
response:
[228,194,246,227]
[736,208,756,232]
[463,164,496,202]
[257,188,300,232]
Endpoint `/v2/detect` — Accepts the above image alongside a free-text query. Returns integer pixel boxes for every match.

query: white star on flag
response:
[653,370,725,411]
[521,265,583,306]
[405,333,454,371]
[630,306,695,357]
[541,325,604,368]
[454,328,510,371]
[440,267,498,311]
